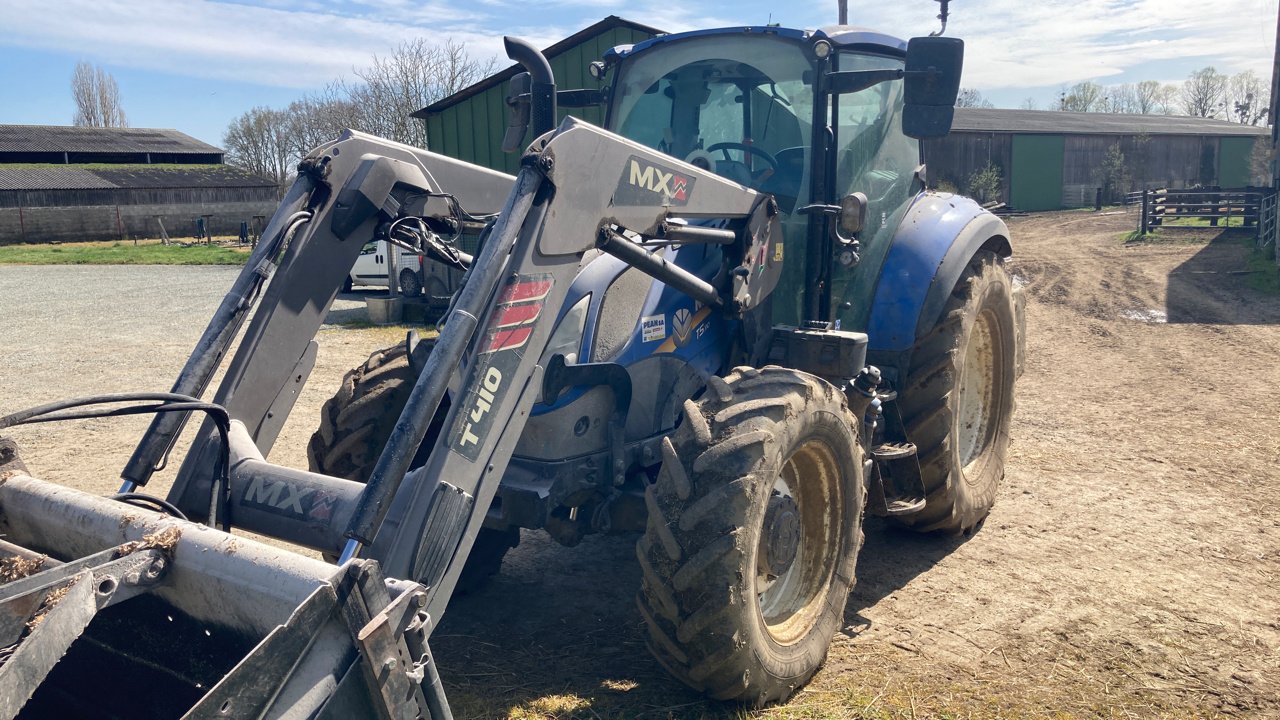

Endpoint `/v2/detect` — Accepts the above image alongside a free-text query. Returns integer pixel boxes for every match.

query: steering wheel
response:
[705,142,779,172]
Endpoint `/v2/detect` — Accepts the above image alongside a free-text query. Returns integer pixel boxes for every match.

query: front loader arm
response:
[363,118,783,622]
[158,131,512,517]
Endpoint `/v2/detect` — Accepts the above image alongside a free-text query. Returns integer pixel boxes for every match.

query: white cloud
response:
[1,0,1276,95]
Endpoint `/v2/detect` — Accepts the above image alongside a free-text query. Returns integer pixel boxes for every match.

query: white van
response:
[345,241,426,296]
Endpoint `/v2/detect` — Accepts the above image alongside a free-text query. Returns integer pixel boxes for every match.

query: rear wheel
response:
[894,250,1016,534]
[308,341,517,588]
[398,268,422,298]
[637,367,864,706]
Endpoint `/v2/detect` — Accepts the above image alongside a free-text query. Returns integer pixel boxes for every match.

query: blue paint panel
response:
[866,193,999,352]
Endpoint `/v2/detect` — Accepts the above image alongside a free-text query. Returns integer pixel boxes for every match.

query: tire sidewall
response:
[948,258,1017,523]
[745,407,864,683]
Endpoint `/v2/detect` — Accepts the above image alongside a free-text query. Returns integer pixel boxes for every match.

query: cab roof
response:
[606,25,909,63]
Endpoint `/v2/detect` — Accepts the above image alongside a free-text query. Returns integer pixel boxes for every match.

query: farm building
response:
[0,125,279,244]
[925,109,1270,210]
[413,15,661,174]
[415,19,1269,213]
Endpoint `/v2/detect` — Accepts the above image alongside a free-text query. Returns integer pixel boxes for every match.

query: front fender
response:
[866,192,1010,376]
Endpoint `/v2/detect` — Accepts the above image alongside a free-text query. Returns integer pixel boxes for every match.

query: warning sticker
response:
[641,314,666,342]
[773,242,784,262]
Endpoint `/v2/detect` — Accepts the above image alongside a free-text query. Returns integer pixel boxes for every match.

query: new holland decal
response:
[614,155,695,206]
[449,273,554,462]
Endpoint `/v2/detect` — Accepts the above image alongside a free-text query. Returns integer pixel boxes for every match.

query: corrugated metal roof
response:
[0,167,117,190]
[0,165,276,191]
[952,108,1269,137]
[0,125,222,155]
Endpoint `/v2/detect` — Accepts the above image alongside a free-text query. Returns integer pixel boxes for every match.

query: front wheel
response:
[637,367,864,706]
[894,250,1017,534]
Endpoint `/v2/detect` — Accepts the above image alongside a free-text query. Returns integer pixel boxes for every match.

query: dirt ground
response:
[2,210,1279,718]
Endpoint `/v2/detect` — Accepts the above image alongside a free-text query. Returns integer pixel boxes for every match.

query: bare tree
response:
[956,88,994,109]
[344,38,497,148]
[1060,81,1104,112]
[71,61,128,128]
[1103,83,1138,113]
[1227,70,1269,125]
[1132,80,1164,114]
[1020,97,1039,110]
[222,107,292,190]
[283,85,361,159]
[1180,67,1228,118]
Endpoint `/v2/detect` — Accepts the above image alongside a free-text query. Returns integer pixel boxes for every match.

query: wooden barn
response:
[0,125,279,244]
[924,109,1269,211]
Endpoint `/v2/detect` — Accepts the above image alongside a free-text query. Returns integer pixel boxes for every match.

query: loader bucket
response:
[0,471,447,720]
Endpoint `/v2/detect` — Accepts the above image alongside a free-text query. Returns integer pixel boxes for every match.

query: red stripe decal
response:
[500,279,553,304]
[494,302,541,328]
[483,326,534,353]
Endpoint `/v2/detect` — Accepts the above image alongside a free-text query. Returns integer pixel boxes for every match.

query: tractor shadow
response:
[429,519,966,717]
[1164,229,1280,325]
[844,518,967,630]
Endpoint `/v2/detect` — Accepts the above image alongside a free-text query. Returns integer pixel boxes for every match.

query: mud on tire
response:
[895,250,1017,534]
[307,340,517,587]
[637,366,864,707]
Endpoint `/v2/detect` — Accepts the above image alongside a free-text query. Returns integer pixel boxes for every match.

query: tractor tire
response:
[894,250,1017,535]
[308,341,517,590]
[637,367,865,707]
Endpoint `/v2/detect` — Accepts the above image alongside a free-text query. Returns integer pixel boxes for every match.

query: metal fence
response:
[1259,192,1279,266]
[1137,188,1268,235]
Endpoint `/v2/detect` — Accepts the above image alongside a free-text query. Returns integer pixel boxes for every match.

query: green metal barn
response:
[413,16,661,175]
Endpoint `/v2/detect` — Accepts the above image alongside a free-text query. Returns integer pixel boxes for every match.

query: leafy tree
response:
[71,61,127,128]
[965,164,1002,204]
[1095,143,1128,201]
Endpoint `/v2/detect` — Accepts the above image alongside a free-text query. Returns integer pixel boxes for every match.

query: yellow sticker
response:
[773,243,784,262]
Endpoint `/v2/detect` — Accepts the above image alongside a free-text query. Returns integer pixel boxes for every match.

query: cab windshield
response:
[607,35,815,213]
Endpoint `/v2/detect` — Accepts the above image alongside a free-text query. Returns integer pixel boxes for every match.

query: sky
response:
[2,0,1278,148]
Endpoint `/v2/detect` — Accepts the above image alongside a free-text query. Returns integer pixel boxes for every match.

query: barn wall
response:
[425,25,657,174]
[0,201,279,244]
[932,131,1262,210]
[923,133,1012,202]
[0,185,278,209]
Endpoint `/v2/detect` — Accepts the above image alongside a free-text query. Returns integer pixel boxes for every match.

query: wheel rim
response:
[956,308,1000,476]
[754,437,842,646]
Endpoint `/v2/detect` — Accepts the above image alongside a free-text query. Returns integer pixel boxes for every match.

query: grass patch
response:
[1159,215,1249,228]
[0,239,251,265]
[1243,240,1280,295]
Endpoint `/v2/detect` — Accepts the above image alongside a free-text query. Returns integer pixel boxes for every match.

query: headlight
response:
[534,294,591,405]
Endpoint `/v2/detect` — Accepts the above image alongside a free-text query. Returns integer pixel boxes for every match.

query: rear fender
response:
[866,192,1010,380]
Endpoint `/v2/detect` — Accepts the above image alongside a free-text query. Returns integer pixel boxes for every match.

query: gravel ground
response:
[0,263,399,493]
[3,211,1279,719]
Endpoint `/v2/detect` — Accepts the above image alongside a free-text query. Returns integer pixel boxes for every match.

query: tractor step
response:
[871,441,917,461]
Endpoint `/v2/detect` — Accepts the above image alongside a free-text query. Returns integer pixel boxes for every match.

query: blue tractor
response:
[0,9,1026,716]
[305,13,1025,707]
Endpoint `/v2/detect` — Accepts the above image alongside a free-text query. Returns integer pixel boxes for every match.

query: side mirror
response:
[838,192,868,238]
[902,36,964,139]
[502,72,532,153]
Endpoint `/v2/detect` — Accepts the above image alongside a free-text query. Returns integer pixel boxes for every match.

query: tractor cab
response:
[598,26,962,328]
